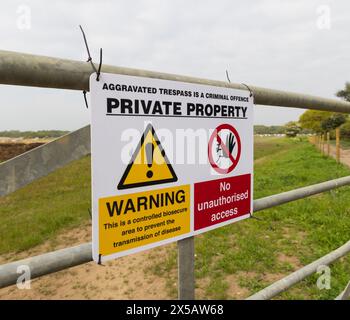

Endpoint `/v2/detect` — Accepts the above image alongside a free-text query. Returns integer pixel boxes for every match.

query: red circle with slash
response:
[208,124,241,174]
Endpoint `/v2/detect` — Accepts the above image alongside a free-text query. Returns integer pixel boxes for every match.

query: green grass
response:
[159,137,350,299]
[0,137,349,300]
[254,136,299,160]
[0,156,91,253]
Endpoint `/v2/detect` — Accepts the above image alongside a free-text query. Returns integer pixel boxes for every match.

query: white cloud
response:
[0,0,349,130]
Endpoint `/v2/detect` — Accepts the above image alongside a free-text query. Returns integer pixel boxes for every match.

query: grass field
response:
[154,137,350,299]
[0,137,350,299]
[0,156,91,253]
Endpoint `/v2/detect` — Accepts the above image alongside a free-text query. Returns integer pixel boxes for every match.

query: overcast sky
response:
[0,0,349,131]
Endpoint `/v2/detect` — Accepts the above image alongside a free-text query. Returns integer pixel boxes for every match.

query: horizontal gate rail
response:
[1,50,350,114]
[0,125,90,197]
[253,175,350,211]
[1,175,350,290]
[246,240,350,300]
[0,243,91,289]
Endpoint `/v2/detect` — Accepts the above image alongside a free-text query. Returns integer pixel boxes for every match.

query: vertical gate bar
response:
[327,132,330,157]
[178,236,195,300]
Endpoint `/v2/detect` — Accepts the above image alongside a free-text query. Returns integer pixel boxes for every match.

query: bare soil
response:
[0,220,305,300]
[0,222,172,300]
[0,141,45,162]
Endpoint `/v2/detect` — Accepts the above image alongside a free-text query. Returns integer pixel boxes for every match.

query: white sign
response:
[90,73,254,263]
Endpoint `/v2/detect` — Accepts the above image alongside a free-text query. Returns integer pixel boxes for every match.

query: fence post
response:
[178,236,195,300]
[336,128,340,163]
[327,132,330,156]
[319,134,322,150]
[322,133,326,155]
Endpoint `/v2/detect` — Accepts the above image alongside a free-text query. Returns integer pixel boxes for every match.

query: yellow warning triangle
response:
[118,124,177,189]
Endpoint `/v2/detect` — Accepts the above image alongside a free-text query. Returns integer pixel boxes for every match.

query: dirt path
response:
[313,141,350,167]
[0,221,173,300]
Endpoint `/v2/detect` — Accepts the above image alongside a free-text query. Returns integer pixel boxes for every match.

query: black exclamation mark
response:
[146,143,154,178]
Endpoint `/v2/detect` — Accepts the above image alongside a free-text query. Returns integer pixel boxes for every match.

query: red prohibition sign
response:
[208,124,241,174]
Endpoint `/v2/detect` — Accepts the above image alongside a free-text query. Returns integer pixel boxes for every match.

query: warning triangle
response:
[118,124,177,189]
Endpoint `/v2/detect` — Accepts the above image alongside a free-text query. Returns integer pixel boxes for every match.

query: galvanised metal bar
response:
[0,125,90,197]
[246,240,350,300]
[0,243,92,289]
[1,175,350,290]
[253,175,350,212]
[178,237,195,300]
[1,50,350,113]
[335,280,350,300]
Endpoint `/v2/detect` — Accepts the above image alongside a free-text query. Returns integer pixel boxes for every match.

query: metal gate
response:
[0,50,349,300]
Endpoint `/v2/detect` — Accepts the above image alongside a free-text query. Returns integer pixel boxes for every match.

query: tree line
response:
[278,82,350,138]
[1,82,350,139]
[0,130,69,138]
[252,82,350,136]
[2,127,290,137]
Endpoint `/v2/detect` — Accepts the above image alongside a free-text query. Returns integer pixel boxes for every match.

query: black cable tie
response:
[226,70,231,83]
[96,48,103,81]
[87,208,92,219]
[98,254,103,265]
[79,25,98,74]
[83,90,89,109]
[241,83,253,98]
[79,25,92,62]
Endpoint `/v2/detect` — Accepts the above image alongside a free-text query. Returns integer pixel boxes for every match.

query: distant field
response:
[0,130,68,139]
[0,136,349,299]
[0,142,45,162]
[254,136,297,160]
